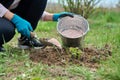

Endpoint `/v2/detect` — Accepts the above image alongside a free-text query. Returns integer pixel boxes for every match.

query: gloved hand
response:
[53,12,74,21]
[11,14,33,38]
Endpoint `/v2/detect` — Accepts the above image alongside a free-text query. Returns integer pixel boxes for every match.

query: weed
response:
[69,47,82,59]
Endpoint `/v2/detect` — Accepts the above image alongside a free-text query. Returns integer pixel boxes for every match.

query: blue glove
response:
[53,12,74,21]
[11,14,33,38]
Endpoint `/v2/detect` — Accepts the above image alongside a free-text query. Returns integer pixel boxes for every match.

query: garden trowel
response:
[30,32,62,49]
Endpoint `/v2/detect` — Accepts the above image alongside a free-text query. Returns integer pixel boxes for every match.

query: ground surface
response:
[30,44,111,68]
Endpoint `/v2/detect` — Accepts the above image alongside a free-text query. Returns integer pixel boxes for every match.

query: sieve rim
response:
[57,15,90,39]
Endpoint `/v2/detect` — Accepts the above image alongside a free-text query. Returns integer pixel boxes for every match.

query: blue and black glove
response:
[11,14,33,38]
[53,12,74,21]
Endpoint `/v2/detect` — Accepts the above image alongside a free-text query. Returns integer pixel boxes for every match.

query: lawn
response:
[0,10,120,80]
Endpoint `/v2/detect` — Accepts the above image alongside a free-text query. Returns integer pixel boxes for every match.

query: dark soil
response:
[29,44,111,68]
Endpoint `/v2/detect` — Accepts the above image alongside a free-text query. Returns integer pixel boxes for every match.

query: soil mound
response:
[29,44,111,68]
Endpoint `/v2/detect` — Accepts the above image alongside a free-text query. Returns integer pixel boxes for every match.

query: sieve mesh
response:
[57,15,89,38]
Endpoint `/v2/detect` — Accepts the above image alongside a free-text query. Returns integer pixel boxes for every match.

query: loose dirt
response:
[29,44,111,68]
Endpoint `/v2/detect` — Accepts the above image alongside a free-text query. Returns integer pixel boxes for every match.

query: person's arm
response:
[0,3,14,20]
[41,11,53,21]
[0,3,8,17]
[4,10,14,20]
[41,11,73,21]
[0,3,33,38]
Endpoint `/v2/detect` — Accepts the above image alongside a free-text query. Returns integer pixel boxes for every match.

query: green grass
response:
[0,10,120,80]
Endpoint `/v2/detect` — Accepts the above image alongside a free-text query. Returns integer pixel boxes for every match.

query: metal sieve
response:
[57,15,89,48]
